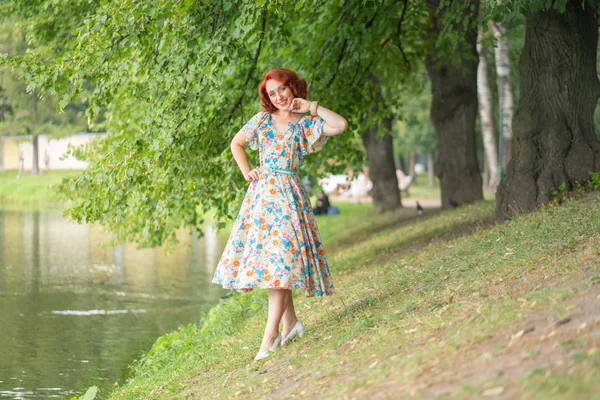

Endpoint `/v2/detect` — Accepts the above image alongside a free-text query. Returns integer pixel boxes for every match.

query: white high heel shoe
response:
[281,320,304,346]
[254,333,282,361]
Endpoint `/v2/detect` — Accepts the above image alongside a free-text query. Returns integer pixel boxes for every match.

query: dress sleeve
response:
[300,115,328,156]
[243,112,266,151]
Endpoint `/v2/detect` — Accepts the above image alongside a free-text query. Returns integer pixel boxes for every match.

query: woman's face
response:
[265,79,294,111]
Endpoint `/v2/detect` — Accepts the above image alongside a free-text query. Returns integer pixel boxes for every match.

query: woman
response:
[212,68,348,360]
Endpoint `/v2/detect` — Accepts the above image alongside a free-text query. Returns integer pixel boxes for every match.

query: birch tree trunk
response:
[476,29,499,191]
[490,19,514,168]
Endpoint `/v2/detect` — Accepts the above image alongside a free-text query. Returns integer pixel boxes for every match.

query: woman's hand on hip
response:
[244,167,260,182]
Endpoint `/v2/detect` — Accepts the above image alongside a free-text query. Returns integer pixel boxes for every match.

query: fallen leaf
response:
[588,348,597,356]
[511,330,525,340]
[482,386,504,396]
[556,317,572,326]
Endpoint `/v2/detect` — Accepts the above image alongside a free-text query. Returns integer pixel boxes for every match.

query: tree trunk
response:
[408,148,417,184]
[425,0,483,208]
[31,89,39,175]
[427,152,435,186]
[496,1,600,220]
[362,116,402,212]
[476,29,499,191]
[490,18,514,168]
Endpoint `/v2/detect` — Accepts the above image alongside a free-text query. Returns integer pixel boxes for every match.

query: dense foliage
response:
[1,0,431,247]
[1,0,598,244]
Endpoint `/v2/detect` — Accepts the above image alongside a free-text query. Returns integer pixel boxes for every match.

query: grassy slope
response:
[104,192,600,399]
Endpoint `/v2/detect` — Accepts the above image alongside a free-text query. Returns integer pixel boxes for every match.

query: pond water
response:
[0,209,227,399]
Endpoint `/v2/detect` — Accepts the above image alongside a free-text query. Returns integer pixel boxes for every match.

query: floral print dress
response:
[212,111,334,297]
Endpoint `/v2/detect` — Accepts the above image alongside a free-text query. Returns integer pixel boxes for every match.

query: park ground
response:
[3,170,598,399]
[98,188,600,399]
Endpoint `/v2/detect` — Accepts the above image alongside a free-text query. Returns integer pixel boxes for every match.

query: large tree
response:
[496,0,600,219]
[425,0,484,208]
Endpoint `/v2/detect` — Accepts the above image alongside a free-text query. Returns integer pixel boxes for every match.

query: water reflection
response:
[0,209,227,399]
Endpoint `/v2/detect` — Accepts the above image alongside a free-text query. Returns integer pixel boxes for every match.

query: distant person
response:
[314,191,331,215]
[18,151,24,178]
[44,150,50,172]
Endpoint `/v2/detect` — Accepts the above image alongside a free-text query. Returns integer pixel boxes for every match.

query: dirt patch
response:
[414,282,600,398]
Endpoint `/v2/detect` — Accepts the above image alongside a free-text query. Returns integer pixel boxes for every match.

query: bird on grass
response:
[416,202,424,216]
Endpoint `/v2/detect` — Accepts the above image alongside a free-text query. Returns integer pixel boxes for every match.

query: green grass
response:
[0,170,80,207]
[403,177,440,200]
[97,191,600,399]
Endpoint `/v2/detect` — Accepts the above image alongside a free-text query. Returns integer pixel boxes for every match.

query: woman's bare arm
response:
[317,105,348,136]
[231,131,260,181]
[287,98,348,136]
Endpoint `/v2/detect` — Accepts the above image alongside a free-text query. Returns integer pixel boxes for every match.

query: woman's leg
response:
[258,288,288,352]
[281,290,298,338]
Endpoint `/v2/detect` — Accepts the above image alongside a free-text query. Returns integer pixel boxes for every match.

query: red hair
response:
[258,68,308,112]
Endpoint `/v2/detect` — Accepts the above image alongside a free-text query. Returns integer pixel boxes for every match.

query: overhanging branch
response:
[396,0,411,71]
[228,7,267,121]
[325,38,348,89]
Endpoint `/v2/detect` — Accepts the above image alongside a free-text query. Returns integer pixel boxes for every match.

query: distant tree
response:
[395,71,437,185]
[425,0,484,208]
[0,22,88,174]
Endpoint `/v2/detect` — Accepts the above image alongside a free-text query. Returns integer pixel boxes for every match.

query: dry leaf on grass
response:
[482,386,505,396]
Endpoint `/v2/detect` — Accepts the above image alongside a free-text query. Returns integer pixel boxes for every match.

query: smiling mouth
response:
[278,99,288,106]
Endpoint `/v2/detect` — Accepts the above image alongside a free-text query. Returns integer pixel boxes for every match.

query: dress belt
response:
[261,166,298,175]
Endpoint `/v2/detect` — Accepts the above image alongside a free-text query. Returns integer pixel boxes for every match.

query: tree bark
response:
[496,0,600,220]
[490,18,514,168]
[362,116,402,212]
[425,0,483,208]
[31,89,39,175]
[476,29,499,191]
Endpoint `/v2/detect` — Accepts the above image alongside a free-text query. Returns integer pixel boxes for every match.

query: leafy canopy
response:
[1,0,431,247]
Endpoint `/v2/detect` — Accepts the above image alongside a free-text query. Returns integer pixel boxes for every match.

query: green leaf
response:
[81,386,98,400]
